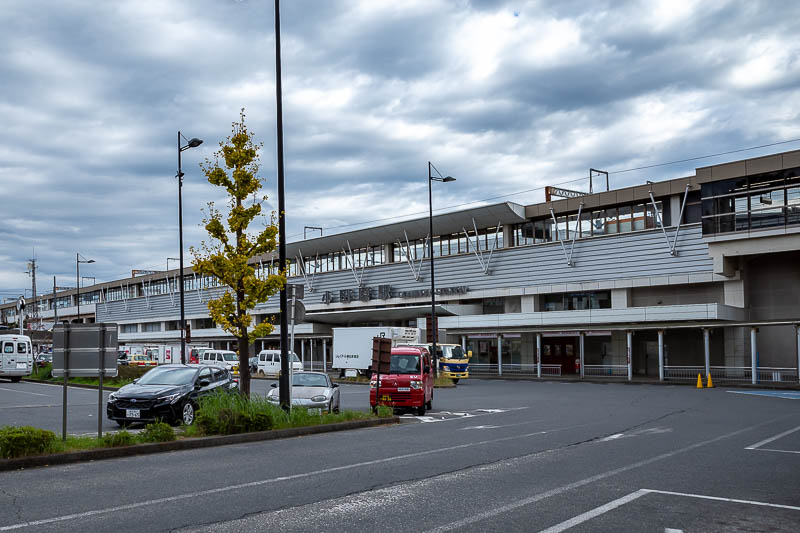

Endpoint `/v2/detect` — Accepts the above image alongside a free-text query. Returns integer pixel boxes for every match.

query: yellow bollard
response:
[696,373,704,388]
[706,374,714,388]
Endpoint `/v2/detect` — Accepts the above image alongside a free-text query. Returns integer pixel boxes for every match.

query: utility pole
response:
[26,258,38,330]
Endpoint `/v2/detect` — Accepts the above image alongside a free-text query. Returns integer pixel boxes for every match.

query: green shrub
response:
[117,365,152,381]
[139,422,176,443]
[195,391,277,436]
[102,431,136,447]
[30,363,52,380]
[376,405,394,418]
[0,426,57,458]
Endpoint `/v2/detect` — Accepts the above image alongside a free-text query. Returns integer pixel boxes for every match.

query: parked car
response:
[256,349,303,377]
[117,351,129,366]
[249,356,258,375]
[267,371,340,413]
[198,349,240,375]
[35,352,53,368]
[106,364,237,426]
[369,346,433,415]
[130,354,158,367]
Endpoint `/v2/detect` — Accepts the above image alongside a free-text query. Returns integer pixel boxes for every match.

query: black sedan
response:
[106,364,237,426]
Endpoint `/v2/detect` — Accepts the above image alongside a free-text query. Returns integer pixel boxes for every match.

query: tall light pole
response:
[177,132,203,364]
[275,0,290,410]
[167,257,180,271]
[76,253,95,323]
[428,162,455,377]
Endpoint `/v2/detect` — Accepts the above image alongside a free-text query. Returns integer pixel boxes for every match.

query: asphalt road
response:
[1,379,799,532]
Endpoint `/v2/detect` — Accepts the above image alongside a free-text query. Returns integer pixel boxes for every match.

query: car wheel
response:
[426,396,432,410]
[258,370,265,377]
[416,403,426,416]
[452,378,460,384]
[10,376,21,383]
[181,402,196,426]
[116,420,129,428]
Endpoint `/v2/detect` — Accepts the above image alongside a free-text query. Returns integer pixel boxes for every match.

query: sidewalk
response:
[470,373,800,390]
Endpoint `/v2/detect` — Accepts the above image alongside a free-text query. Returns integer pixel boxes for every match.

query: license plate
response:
[398,387,410,392]
[308,408,322,415]
[125,409,140,418]
[380,395,392,402]
[16,363,27,369]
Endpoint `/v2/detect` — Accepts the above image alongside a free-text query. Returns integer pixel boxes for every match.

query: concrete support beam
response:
[497,334,503,376]
[626,331,632,381]
[461,335,466,352]
[611,289,631,309]
[796,326,800,386]
[658,330,665,381]
[703,328,711,378]
[751,327,758,385]
[521,295,538,313]
[579,332,585,378]
[536,333,542,378]
[502,225,513,249]
[323,339,327,373]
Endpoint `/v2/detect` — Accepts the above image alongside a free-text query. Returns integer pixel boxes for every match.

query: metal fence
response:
[584,365,628,377]
[664,365,799,383]
[468,363,562,376]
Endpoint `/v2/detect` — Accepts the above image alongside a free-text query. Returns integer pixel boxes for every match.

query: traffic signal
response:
[185,323,192,344]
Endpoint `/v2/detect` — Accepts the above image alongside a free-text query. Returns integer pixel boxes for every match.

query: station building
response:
[4,149,800,384]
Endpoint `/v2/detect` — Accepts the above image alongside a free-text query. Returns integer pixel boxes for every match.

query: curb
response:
[0,417,400,472]
[22,379,121,391]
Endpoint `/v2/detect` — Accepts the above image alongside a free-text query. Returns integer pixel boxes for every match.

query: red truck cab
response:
[370,346,434,415]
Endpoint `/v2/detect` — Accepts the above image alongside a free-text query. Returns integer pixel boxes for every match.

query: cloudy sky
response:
[2,0,800,298]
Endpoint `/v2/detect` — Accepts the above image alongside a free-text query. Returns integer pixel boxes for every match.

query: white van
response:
[256,350,302,377]
[0,334,33,382]
[199,349,240,375]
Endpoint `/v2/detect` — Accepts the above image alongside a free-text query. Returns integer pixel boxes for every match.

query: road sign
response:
[372,337,392,375]
[52,323,118,378]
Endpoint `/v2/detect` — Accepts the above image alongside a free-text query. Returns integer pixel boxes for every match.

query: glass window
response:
[605,208,618,234]
[580,211,592,237]
[632,204,645,231]
[591,211,605,236]
[618,206,632,233]
[17,343,28,354]
[3,343,13,354]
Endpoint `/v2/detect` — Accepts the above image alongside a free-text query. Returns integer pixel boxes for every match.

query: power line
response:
[287,137,800,239]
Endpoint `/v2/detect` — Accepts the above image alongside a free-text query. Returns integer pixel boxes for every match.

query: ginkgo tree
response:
[191,110,285,396]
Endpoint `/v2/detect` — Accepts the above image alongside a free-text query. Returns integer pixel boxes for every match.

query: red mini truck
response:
[370,346,433,415]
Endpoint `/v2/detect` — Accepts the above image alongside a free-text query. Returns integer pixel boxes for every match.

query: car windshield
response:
[390,354,421,374]
[137,367,196,385]
[223,353,238,361]
[442,345,464,359]
[292,373,328,387]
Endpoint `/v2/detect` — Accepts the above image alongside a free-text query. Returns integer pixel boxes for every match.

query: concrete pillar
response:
[537,333,542,378]
[626,331,632,381]
[310,339,315,373]
[301,339,305,369]
[579,332,585,378]
[658,330,665,381]
[461,335,466,352]
[323,339,327,373]
[703,328,710,378]
[502,225,513,248]
[611,289,630,309]
[796,326,800,386]
[751,327,758,385]
[497,334,502,376]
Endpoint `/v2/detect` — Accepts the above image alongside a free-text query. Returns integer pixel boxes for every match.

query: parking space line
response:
[537,489,649,533]
[745,425,800,450]
[642,489,800,511]
[537,488,800,533]
[0,387,49,397]
[752,448,800,455]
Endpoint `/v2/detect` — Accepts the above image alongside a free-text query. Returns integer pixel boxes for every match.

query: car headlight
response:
[441,365,450,371]
[410,380,423,389]
[311,395,327,402]
[108,392,118,402]
[267,395,279,402]
[158,392,183,404]
[370,380,377,389]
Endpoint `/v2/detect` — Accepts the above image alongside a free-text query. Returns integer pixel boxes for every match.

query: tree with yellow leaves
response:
[191,110,285,396]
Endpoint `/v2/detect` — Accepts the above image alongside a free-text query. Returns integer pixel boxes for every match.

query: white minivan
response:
[256,350,302,377]
[0,334,33,382]
[199,349,240,375]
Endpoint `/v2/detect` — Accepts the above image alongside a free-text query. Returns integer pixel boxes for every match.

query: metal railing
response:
[584,365,628,377]
[665,365,799,383]
[468,363,562,376]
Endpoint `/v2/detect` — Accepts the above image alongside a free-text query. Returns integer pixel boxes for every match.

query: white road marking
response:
[537,488,800,533]
[745,425,800,450]
[0,420,597,531]
[536,489,649,533]
[754,448,800,455]
[599,433,624,441]
[460,425,500,430]
[424,417,786,533]
[0,387,49,397]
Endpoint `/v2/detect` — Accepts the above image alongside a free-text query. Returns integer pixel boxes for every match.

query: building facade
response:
[4,150,799,383]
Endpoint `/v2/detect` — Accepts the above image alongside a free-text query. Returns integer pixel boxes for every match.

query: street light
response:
[427,161,455,377]
[76,253,95,322]
[167,257,180,271]
[177,131,204,364]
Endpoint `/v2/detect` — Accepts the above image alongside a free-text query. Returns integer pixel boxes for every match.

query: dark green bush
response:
[139,422,176,443]
[102,431,136,447]
[117,365,152,381]
[30,363,52,380]
[0,426,57,458]
[195,390,276,436]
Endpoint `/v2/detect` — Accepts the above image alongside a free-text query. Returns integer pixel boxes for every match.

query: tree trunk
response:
[238,331,250,397]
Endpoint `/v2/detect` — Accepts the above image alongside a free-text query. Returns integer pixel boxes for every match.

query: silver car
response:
[267,371,340,413]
